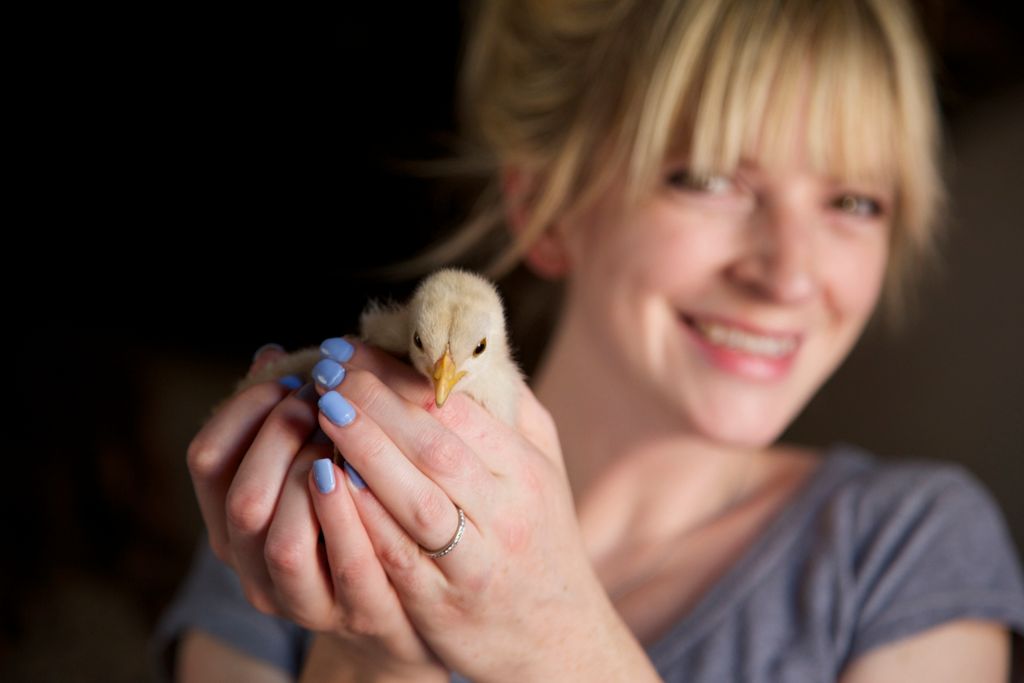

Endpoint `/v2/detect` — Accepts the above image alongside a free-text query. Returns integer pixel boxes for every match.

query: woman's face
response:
[556,149,893,447]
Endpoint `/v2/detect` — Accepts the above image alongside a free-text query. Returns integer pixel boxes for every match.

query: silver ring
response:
[423,507,466,559]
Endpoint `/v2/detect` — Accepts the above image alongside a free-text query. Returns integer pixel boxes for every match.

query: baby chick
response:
[238,268,521,425]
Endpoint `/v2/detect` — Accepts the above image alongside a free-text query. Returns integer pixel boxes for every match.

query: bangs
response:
[685,1,898,185]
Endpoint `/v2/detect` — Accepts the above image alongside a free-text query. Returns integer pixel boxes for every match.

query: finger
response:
[225,382,320,612]
[317,369,495,546]
[323,337,483,432]
[510,373,563,468]
[341,459,490,594]
[264,440,334,628]
[324,337,429,406]
[321,338,513,474]
[249,343,287,377]
[308,459,433,661]
[187,380,296,564]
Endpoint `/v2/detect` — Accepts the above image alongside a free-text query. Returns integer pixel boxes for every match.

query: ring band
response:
[423,507,466,559]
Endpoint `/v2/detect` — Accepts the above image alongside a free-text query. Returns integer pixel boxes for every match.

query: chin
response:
[680,393,801,449]
[699,418,787,449]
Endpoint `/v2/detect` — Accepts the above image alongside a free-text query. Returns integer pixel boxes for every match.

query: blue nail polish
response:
[313,458,336,494]
[296,382,318,402]
[320,337,354,363]
[344,461,366,489]
[252,342,285,362]
[278,374,303,389]
[312,358,345,389]
[319,392,356,426]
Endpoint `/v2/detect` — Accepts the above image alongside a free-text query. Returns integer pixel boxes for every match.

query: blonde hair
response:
[408,0,943,319]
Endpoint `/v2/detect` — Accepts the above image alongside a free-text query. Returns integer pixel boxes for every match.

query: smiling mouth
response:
[681,314,799,358]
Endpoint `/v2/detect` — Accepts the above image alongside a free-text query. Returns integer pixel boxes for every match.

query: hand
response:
[311,340,657,682]
[186,343,446,681]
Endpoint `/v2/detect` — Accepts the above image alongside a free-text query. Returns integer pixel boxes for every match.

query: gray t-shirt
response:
[153,444,1024,681]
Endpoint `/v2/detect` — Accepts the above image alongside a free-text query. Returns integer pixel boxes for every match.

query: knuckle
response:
[455,556,495,598]
[516,461,552,503]
[262,400,312,435]
[433,591,471,627]
[333,556,373,590]
[347,370,388,411]
[377,538,418,573]
[186,437,222,479]
[411,489,451,538]
[279,598,328,632]
[430,394,473,433]
[495,515,532,554]
[342,610,382,639]
[225,486,272,534]
[357,429,392,465]
[417,430,463,477]
[264,538,305,580]
[290,610,328,632]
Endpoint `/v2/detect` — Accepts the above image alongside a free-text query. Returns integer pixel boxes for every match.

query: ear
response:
[501,166,571,279]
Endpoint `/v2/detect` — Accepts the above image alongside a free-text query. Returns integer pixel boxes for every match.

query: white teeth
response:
[694,320,796,357]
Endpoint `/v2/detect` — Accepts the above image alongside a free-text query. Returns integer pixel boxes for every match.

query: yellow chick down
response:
[238,268,521,426]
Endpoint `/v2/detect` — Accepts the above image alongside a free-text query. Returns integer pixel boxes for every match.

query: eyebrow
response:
[733,157,895,190]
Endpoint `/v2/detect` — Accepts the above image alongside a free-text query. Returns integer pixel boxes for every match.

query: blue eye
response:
[666,170,734,195]
[833,194,882,218]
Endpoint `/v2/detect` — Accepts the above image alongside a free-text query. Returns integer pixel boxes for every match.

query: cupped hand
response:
[185,343,446,680]
[311,339,651,682]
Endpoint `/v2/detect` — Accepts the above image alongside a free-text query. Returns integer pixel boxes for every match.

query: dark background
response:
[6,2,1023,680]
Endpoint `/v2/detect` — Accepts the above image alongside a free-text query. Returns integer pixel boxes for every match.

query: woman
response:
[156,0,1024,680]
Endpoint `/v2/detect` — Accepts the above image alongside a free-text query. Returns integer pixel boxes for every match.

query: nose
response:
[728,198,819,304]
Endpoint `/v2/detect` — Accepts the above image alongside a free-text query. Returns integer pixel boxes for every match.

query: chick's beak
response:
[432,348,466,408]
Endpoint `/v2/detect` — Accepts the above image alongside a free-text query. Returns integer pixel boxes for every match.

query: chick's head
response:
[406,269,509,408]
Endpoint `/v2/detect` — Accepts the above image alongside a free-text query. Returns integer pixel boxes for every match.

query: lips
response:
[680,313,801,380]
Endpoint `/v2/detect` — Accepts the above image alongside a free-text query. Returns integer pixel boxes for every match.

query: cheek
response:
[630,209,736,296]
[567,199,736,314]
[821,235,889,322]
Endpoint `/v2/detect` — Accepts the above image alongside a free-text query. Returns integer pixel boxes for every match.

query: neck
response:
[531,309,770,562]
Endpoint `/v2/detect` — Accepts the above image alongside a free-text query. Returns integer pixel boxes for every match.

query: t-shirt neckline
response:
[644,443,872,664]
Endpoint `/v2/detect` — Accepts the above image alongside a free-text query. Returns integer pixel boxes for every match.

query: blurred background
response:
[6,2,1022,680]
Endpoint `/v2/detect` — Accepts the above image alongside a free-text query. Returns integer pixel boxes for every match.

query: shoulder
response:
[641,445,1022,680]
[816,445,1024,664]
[827,447,1006,541]
[823,446,1017,579]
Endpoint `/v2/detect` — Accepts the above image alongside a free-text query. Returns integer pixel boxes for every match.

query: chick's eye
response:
[473,338,487,356]
[833,194,883,218]
[413,332,423,350]
[666,169,734,195]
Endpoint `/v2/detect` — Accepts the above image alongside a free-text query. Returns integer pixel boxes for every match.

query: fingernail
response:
[319,392,355,426]
[320,337,354,363]
[278,374,303,389]
[313,458,336,494]
[252,342,285,362]
[343,461,366,490]
[296,382,318,402]
[312,358,345,389]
